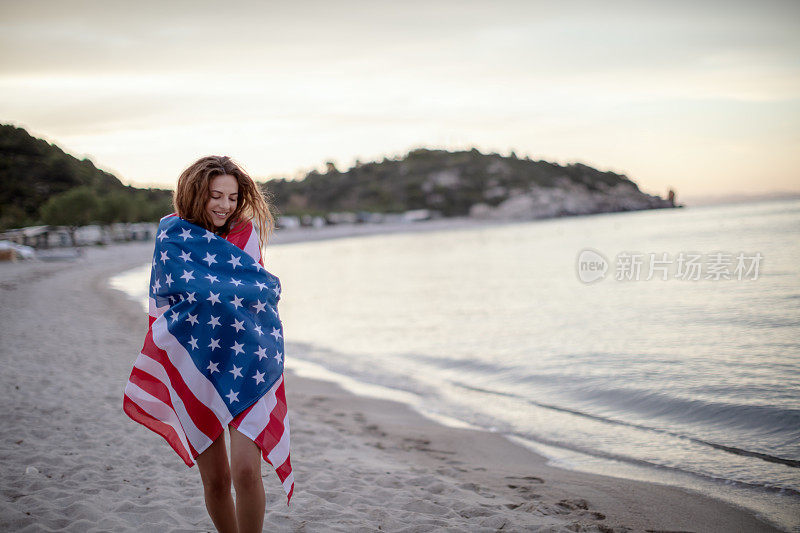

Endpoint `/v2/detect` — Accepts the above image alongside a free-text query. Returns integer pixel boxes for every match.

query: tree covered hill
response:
[0,124,172,230]
[265,147,670,218]
[0,124,672,231]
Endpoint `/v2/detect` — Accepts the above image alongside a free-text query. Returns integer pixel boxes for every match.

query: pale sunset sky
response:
[1,0,798,200]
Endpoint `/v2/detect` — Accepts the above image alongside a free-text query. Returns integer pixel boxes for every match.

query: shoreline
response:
[0,231,785,531]
[267,216,514,246]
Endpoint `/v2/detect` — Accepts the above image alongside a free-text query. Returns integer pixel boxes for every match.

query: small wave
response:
[414,352,519,375]
[573,385,800,437]
[493,371,800,442]
[450,381,800,469]
[509,430,800,498]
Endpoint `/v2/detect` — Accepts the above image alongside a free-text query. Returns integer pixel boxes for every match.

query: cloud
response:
[0,0,798,193]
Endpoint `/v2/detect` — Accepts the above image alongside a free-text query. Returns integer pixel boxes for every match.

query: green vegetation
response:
[264,148,640,218]
[0,124,173,230]
[1,123,644,230]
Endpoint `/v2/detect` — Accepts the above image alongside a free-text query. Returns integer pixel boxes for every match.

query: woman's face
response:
[205,174,239,227]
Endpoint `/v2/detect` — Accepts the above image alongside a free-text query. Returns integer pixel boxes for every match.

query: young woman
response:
[124,156,294,533]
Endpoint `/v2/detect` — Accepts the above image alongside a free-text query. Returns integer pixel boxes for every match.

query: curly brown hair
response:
[173,155,275,252]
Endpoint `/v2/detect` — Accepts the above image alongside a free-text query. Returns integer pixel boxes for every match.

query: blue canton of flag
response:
[149,216,284,418]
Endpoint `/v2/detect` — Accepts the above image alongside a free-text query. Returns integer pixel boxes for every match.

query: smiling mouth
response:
[212,211,229,218]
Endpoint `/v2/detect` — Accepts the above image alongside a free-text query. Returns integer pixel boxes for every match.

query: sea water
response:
[111,199,800,531]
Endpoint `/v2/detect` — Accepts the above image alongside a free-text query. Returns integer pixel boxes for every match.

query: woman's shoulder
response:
[224,218,261,264]
[227,217,254,232]
[156,212,180,232]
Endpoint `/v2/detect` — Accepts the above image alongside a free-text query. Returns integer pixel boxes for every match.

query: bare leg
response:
[229,427,265,533]
[196,433,238,533]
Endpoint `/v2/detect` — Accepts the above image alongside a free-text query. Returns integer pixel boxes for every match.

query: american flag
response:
[123,214,294,503]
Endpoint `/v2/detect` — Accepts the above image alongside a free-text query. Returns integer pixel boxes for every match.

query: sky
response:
[1,0,799,200]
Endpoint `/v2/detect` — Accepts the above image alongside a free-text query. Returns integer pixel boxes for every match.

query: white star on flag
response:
[231,319,245,332]
[228,255,242,269]
[188,336,199,350]
[231,341,245,355]
[164,273,173,287]
[231,296,243,309]
[179,250,192,262]
[274,351,283,364]
[169,310,179,323]
[253,370,265,385]
[207,361,219,374]
[152,279,161,292]
[207,292,220,305]
[208,338,220,350]
[254,325,263,336]
[252,300,267,313]
[225,390,239,403]
[180,270,195,282]
[255,281,267,291]
[205,274,218,284]
[230,279,242,287]
[270,327,282,340]
[203,230,215,242]
[157,229,168,241]
[208,316,221,328]
[203,252,217,266]
[186,292,197,303]
[255,346,268,360]
[186,313,198,325]
[160,251,169,263]
[179,228,192,241]
[230,365,243,379]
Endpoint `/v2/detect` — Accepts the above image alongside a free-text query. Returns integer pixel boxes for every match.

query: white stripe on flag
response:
[236,377,281,440]
[124,381,192,457]
[243,224,261,264]
[150,315,232,423]
[267,413,291,468]
[149,296,169,319]
[282,471,295,494]
[134,354,213,452]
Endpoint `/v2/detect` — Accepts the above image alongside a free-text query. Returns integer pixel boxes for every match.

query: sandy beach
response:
[0,225,783,532]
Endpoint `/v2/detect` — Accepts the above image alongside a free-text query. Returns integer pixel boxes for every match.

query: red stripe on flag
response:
[275,455,293,480]
[224,220,253,252]
[254,383,289,461]
[187,439,199,459]
[228,398,256,430]
[128,367,174,408]
[141,328,223,440]
[123,395,194,466]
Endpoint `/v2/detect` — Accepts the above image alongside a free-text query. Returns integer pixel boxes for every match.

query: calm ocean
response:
[111,199,800,531]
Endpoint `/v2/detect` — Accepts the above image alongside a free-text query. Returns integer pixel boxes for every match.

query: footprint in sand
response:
[505,484,541,501]
[505,475,544,484]
[364,424,387,438]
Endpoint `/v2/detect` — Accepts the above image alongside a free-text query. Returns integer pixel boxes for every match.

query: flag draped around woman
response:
[123,214,294,503]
